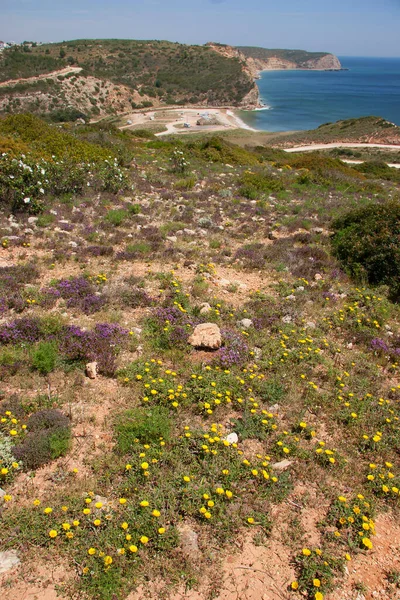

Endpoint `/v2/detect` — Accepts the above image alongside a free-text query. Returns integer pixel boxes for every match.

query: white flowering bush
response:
[170,148,190,174]
[0,152,130,213]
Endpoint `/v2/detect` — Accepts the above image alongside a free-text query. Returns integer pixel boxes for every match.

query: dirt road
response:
[0,66,83,88]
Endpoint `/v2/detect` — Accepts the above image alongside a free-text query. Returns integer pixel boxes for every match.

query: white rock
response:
[224,432,239,444]
[166,236,177,243]
[271,459,293,471]
[240,318,253,329]
[314,273,323,281]
[0,551,20,574]
[199,302,212,315]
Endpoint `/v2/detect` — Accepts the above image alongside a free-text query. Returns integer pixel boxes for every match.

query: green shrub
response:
[13,409,71,469]
[331,201,400,300]
[31,341,58,374]
[115,406,171,453]
[105,209,128,226]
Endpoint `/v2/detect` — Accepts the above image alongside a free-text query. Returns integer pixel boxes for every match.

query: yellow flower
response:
[88,548,96,555]
[313,578,321,587]
[141,462,149,470]
[129,545,138,553]
[158,527,166,534]
[302,548,311,556]
[247,517,255,524]
[44,507,53,514]
[33,499,41,506]
[83,508,91,515]
[345,553,351,561]
[104,555,113,566]
[62,523,71,531]
[140,536,149,544]
[49,530,58,538]
[3,495,12,502]
[362,537,373,549]
[215,487,224,495]
[121,522,129,530]
[291,581,299,590]
[93,519,101,527]
[152,509,161,517]
[183,476,191,482]
[315,593,324,600]
[140,500,149,507]
[119,498,127,505]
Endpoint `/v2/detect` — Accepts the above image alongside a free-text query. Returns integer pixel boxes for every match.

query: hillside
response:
[0,40,258,118]
[0,114,400,600]
[237,46,342,72]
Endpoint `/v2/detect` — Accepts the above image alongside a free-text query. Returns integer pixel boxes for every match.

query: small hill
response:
[0,40,258,119]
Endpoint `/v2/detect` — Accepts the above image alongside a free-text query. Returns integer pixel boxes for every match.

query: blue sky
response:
[2,0,400,57]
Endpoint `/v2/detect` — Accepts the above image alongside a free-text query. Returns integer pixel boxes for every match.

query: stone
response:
[183,228,196,236]
[177,523,199,557]
[282,315,292,324]
[306,321,316,329]
[0,551,20,574]
[271,459,293,471]
[224,432,239,444]
[27,217,38,225]
[268,404,280,413]
[314,273,323,281]
[240,318,253,329]
[188,323,222,350]
[85,362,98,379]
[199,302,212,315]
[253,347,262,359]
[166,236,177,243]
[0,488,5,498]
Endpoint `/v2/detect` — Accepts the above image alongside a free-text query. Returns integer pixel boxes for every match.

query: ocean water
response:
[238,57,400,132]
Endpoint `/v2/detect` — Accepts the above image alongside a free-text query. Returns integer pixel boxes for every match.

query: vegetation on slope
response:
[0,114,399,600]
[0,40,255,108]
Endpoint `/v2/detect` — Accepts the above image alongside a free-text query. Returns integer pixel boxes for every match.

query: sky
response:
[1,0,400,57]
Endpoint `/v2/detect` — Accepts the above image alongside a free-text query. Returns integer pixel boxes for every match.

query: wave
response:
[254,105,272,111]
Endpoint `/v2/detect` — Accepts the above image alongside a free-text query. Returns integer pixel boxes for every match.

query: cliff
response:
[237,46,342,73]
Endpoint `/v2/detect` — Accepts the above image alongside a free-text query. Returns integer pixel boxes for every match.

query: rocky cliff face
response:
[245,53,342,74]
[206,43,262,108]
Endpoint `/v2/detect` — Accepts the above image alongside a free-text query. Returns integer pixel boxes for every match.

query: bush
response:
[331,201,400,300]
[115,406,171,452]
[32,341,58,374]
[13,409,71,470]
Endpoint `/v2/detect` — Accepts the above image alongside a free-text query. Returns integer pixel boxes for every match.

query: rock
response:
[268,404,280,413]
[282,315,292,324]
[199,302,212,315]
[312,227,324,234]
[306,321,316,329]
[219,278,232,288]
[166,236,177,243]
[240,318,253,329]
[224,432,238,444]
[0,488,5,499]
[314,273,323,281]
[253,347,262,359]
[188,323,222,350]
[285,294,296,300]
[177,523,199,557]
[131,327,142,336]
[0,550,20,574]
[271,459,293,471]
[69,241,78,248]
[27,217,38,225]
[183,228,196,236]
[85,362,98,379]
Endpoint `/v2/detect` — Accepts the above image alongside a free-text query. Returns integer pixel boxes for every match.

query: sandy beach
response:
[119,107,256,136]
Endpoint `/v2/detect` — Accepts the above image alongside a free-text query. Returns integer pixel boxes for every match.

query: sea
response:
[238,56,400,132]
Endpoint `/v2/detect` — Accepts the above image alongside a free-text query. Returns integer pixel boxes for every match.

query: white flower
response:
[39,188,45,194]
[23,197,30,204]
